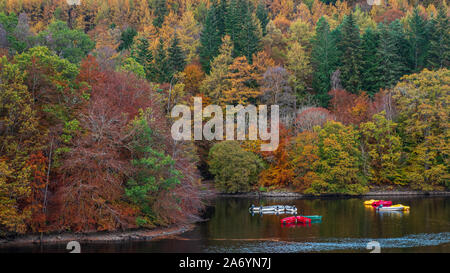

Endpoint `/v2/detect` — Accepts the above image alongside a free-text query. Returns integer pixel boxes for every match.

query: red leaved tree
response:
[328,89,373,125]
[52,64,159,232]
[294,107,335,132]
[26,151,48,232]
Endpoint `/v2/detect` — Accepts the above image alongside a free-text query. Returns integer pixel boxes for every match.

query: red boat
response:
[371,200,392,207]
[281,216,311,224]
[282,222,311,228]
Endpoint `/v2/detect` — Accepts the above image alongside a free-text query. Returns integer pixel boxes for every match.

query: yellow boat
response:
[363,199,380,206]
[390,204,410,211]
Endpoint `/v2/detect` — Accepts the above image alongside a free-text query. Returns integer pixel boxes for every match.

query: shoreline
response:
[0,224,195,248]
[218,190,450,198]
[2,190,449,247]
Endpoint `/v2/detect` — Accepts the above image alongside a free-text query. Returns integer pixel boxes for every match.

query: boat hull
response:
[376,205,409,211]
[281,216,311,224]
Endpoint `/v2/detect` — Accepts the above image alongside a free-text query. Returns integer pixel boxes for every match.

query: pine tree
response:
[132,37,155,81]
[427,6,450,69]
[154,38,170,83]
[119,27,137,51]
[216,0,227,37]
[407,8,429,72]
[236,12,262,62]
[225,0,241,49]
[168,33,186,76]
[374,22,405,91]
[226,0,262,62]
[256,0,269,36]
[311,17,339,107]
[390,19,411,75]
[338,13,363,94]
[153,0,168,28]
[199,4,221,73]
[360,27,379,96]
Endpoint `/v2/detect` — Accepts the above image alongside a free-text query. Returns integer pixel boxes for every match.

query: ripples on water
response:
[207,232,450,253]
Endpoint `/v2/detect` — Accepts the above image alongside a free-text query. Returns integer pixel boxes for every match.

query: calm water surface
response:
[2,196,450,253]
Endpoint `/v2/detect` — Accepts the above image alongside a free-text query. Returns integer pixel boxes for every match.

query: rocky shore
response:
[0,224,194,248]
[219,190,450,198]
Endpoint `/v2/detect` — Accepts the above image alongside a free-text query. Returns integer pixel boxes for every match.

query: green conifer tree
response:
[153,0,168,28]
[427,6,450,69]
[338,13,363,93]
[256,0,269,36]
[374,23,406,91]
[132,37,155,81]
[168,33,187,76]
[311,17,339,106]
[154,38,170,83]
[199,4,221,73]
[236,12,262,62]
[360,27,379,95]
[407,8,429,72]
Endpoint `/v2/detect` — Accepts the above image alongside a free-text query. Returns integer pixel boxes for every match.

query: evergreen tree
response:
[199,4,221,73]
[338,13,363,93]
[390,19,411,75]
[225,0,241,47]
[153,0,168,28]
[360,27,379,95]
[374,22,406,91]
[216,0,227,37]
[154,38,170,83]
[311,17,339,107]
[119,27,137,51]
[132,37,155,81]
[236,12,262,62]
[407,8,429,72]
[226,0,262,61]
[256,0,269,36]
[168,33,186,76]
[427,6,450,69]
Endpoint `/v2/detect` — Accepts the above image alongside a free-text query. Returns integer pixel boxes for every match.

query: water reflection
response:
[206,232,450,253]
[1,196,449,253]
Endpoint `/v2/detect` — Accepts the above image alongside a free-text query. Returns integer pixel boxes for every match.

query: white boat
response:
[376,205,408,211]
[249,205,297,213]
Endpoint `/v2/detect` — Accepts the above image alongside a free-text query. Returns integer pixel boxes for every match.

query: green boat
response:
[303,215,322,221]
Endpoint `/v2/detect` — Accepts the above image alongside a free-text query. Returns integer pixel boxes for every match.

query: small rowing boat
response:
[364,199,380,206]
[389,204,410,211]
[371,200,392,207]
[302,215,322,221]
[376,204,409,211]
[281,216,311,224]
[249,205,297,213]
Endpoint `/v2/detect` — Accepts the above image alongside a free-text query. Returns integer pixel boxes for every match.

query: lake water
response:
[2,196,449,253]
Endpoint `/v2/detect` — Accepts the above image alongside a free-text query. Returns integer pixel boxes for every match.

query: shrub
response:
[208,141,264,193]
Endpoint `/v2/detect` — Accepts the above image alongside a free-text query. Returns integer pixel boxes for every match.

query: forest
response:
[0,0,448,236]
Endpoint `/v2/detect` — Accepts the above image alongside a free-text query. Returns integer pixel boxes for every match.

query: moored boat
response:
[390,204,410,211]
[302,215,322,221]
[364,199,380,205]
[371,200,392,207]
[249,205,297,213]
[281,216,311,224]
[376,204,409,211]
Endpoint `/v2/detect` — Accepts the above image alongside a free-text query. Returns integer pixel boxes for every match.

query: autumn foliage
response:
[0,0,449,235]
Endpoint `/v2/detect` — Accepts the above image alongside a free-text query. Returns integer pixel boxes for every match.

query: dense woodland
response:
[0,0,449,235]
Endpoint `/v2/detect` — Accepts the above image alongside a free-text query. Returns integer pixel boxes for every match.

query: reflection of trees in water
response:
[207,197,320,240]
[207,197,450,244]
